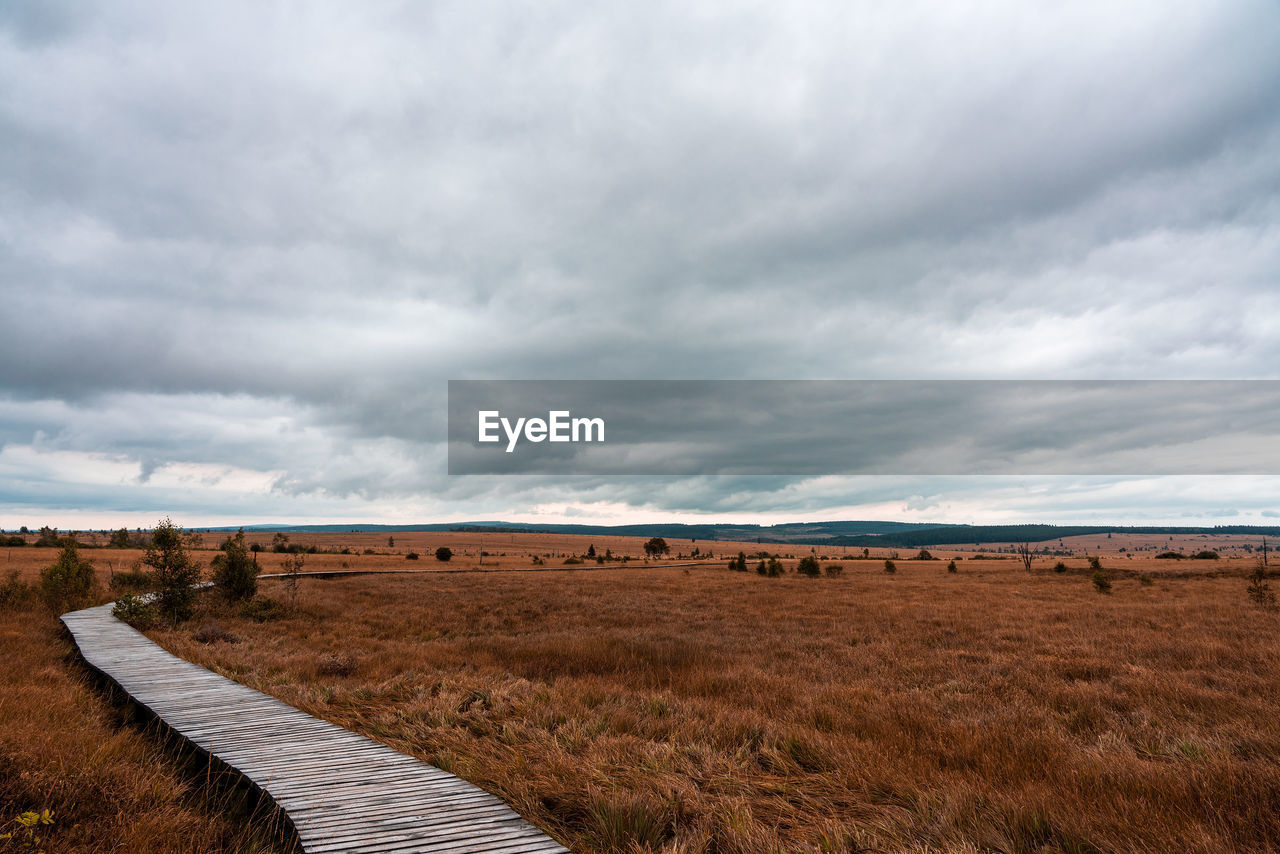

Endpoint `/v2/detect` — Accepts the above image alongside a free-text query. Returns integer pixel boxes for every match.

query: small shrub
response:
[796,556,821,577]
[1156,551,1185,559]
[947,560,958,573]
[112,593,158,629]
[405,552,419,560]
[884,559,897,573]
[1092,571,1112,593]
[563,557,583,565]
[1191,550,1220,560]
[144,518,200,624]
[40,542,96,612]
[1247,565,1276,609]
[765,558,784,577]
[3,808,55,851]
[316,653,356,677]
[193,620,236,644]
[1087,556,1102,571]
[1139,573,1154,586]
[212,528,258,601]
[824,562,844,577]
[915,549,935,561]
[0,570,34,610]
[1053,561,1068,573]
[435,547,453,562]
[240,595,287,622]
[755,559,767,575]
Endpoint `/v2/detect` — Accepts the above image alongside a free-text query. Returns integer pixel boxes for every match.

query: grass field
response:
[0,603,293,853]
[135,539,1280,853]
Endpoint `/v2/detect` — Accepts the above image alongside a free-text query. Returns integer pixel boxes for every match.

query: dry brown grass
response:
[0,599,294,853]
[149,552,1280,854]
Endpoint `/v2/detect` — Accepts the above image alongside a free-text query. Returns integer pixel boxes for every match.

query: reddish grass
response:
[150,555,1280,853]
[0,601,292,853]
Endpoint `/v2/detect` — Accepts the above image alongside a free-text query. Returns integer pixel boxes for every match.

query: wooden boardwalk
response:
[62,602,568,854]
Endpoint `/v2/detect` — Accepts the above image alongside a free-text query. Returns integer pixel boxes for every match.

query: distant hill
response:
[192,520,1280,546]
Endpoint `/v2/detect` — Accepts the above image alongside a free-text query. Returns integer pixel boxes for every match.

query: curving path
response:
[61,602,568,854]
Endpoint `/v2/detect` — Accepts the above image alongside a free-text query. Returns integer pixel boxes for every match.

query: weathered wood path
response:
[61,602,568,853]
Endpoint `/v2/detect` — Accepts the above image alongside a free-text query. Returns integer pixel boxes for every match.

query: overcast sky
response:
[2,1,1279,529]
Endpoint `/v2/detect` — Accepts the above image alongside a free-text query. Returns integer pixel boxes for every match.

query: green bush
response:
[40,542,96,612]
[405,552,419,560]
[643,537,670,559]
[883,559,897,574]
[144,518,201,623]
[796,555,821,577]
[1087,556,1102,571]
[1053,561,1068,573]
[563,557,583,565]
[824,562,844,577]
[212,528,257,601]
[1191,551,1219,560]
[947,560,958,573]
[914,549,935,561]
[435,547,453,562]
[1092,571,1112,593]
[112,593,158,630]
[764,558,784,577]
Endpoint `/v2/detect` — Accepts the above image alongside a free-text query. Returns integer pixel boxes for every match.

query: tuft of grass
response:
[194,620,237,645]
[315,653,357,677]
[239,596,287,623]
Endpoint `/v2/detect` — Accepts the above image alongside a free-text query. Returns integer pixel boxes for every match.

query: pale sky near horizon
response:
[2,2,1279,530]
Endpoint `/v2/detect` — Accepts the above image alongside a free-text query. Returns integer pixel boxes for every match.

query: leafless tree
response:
[282,552,306,611]
[1016,542,1034,572]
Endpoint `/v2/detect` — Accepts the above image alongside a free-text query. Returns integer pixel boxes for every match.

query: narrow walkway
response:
[62,603,568,854]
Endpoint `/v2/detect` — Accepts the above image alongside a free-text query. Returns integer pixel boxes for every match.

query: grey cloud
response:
[1,1,1279,523]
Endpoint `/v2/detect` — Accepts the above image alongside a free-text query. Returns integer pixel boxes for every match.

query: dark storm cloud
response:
[1,1,1279,522]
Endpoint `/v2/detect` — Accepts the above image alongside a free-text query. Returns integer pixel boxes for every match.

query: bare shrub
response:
[1248,564,1276,609]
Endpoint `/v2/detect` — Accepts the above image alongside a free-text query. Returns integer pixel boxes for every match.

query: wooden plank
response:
[62,603,568,853]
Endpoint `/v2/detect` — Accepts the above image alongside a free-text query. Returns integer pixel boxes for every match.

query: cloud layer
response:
[2,1,1279,526]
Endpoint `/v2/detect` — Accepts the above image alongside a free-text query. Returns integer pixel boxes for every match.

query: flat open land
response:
[145,539,1280,853]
